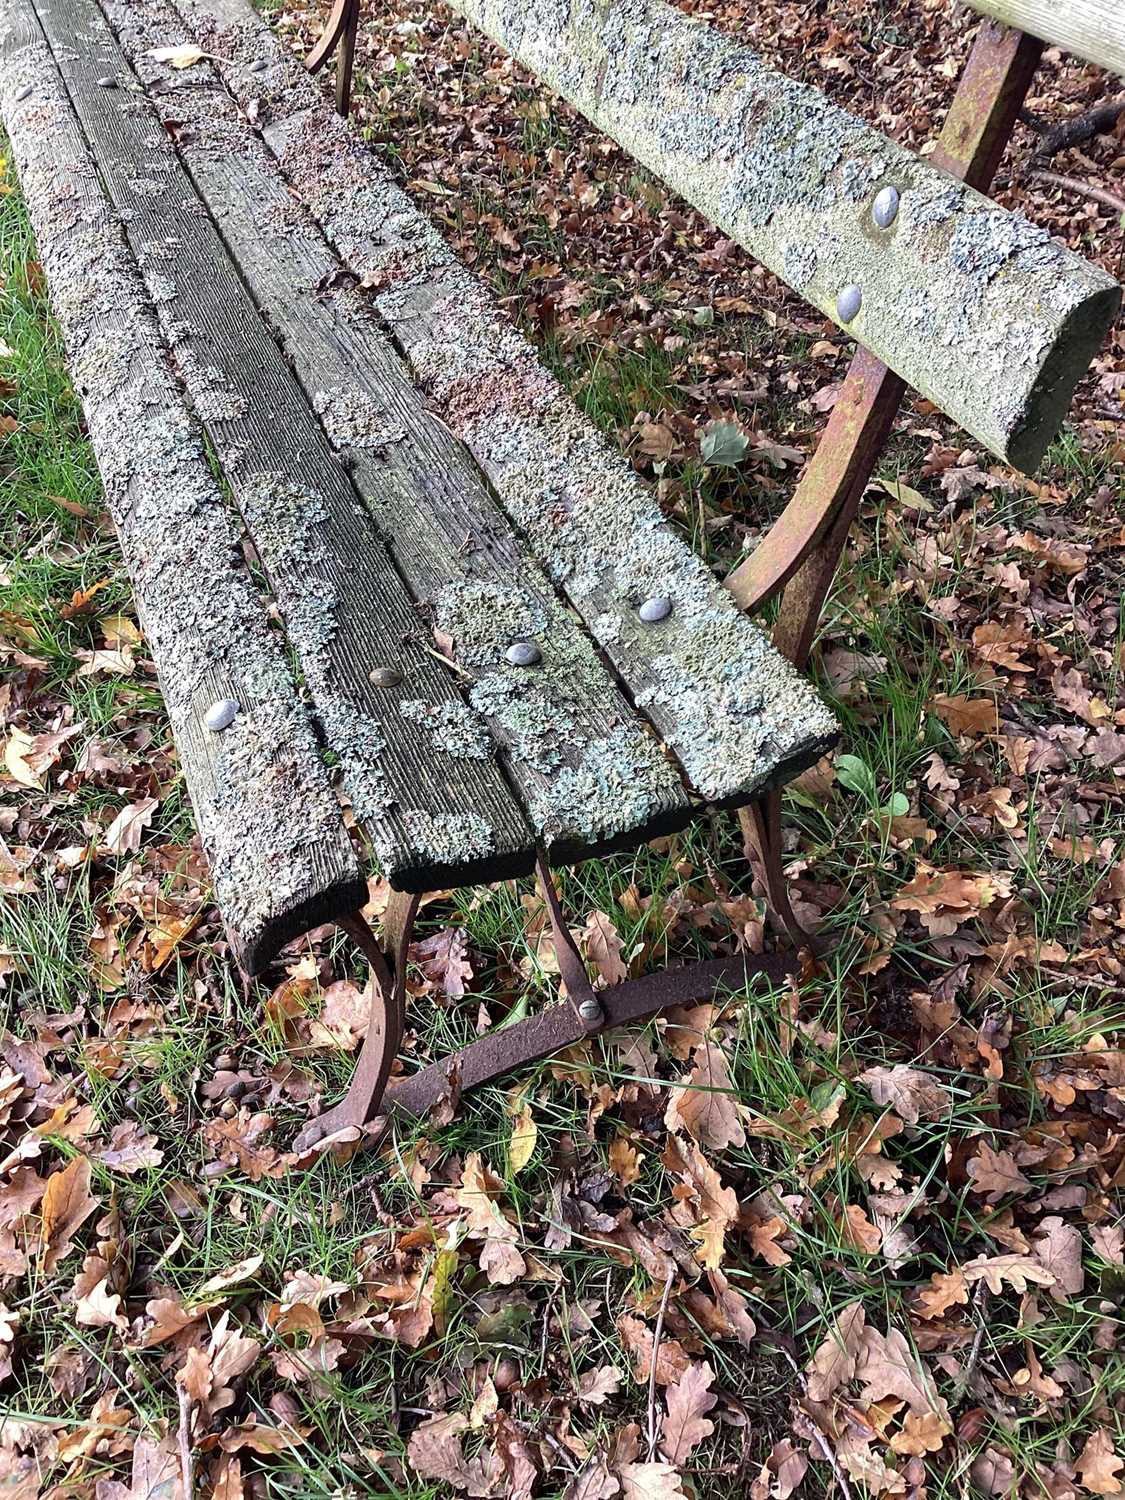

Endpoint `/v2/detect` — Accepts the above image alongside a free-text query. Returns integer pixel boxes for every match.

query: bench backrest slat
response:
[445,0,1120,474]
[968,0,1125,79]
[32,0,538,893]
[0,14,366,972]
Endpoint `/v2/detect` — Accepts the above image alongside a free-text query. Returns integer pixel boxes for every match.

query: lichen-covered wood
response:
[440,0,1120,473]
[82,0,700,866]
[32,0,547,892]
[0,0,366,972]
[170,0,841,810]
[967,0,1125,79]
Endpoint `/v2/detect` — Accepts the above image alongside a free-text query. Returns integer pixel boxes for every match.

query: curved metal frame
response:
[305,0,360,117]
[294,857,796,1153]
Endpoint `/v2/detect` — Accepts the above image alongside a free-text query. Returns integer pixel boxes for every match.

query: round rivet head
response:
[872,185,900,229]
[248,59,268,73]
[204,698,240,732]
[96,75,118,89]
[15,84,33,101]
[638,595,673,624]
[578,997,601,1023]
[506,640,541,667]
[369,666,402,688]
[836,283,863,323]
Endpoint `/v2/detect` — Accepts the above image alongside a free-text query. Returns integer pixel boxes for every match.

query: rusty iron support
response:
[292,887,419,1151]
[294,868,796,1153]
[305,0,360,117]
[737,19,1044,934]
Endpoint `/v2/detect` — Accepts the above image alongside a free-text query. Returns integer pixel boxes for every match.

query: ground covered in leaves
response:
[2,0,1125,1496]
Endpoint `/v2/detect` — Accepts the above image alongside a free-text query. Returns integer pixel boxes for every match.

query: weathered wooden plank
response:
[75,0,699,867]
[170,0,841,811]
[444,1,1120,474]
[967,0,1125,79]
[31,0,540,893]
[0,0,366,973]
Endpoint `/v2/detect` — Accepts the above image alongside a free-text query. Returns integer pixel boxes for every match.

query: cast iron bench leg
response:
[305,0,359,116]
[292,887,420,1152]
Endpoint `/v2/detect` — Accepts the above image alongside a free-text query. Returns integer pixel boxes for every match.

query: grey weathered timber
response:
[0,2,366,972]
[170,0,841,810]
[968,0,1125,79]
[78,0,701,866]
[443,0,1120,473]
[32,0,541,892]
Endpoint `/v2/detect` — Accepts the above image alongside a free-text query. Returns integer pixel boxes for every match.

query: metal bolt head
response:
[836,283,863,322]
[15,84,33,102]
[578,997,601,1023]
[506,640,541,667]
[872,185,900,229]
[369,666,403,689]
[248,59,268,73]
[204,698,240,732]
[638,595,672,624]
[96,75,118,89]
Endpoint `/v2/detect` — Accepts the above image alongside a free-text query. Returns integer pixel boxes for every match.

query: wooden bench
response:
[0,0,1118,1154]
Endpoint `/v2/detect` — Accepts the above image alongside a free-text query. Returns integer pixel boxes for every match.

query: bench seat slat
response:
[175,0,841,813]
[0,12,366,973]
[443,0,1120,476]
[30,0,543,893]
[79,0,703,867]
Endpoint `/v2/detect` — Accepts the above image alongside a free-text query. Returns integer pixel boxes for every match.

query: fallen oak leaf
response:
[102,796,159,856]
[617,1463,688,1500]
[577,1364,623,1408]
[40,1156,98,1274]
[660,1359,716,1465]
[94,1120,163,1174]
[1077,1429,1124,1495]
[966,1141,1033,1203]
[858,1064,950,1125]
[962,1253,1056,1295]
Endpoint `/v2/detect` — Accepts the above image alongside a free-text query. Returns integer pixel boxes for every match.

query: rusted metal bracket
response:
[294,867,795,1154]
[291,887,419,1152]
[304,0,360,116]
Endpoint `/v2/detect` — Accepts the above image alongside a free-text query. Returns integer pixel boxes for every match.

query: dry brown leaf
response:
[806,1301,866,1404]
[660,1360,716,1464]
[577,1364,623,1407]
[40,1156,98,1274]
[1032,1216,1085,1300]
[914,1269,969,1320]
[412,927,474,999]
[1077,1429,1124,1495]
[617,1463,687,1500]
[102,797,159,855]
[94,1120,163,1175]
[617,1313,689,1386]
[664,1041,746,1151]
[856,1323,950,1426]
[581,910,628,986]
[406,1412,491,1496]
[858,1064,950,1125]
[966,1142,1033,1203]
[962,1253,1056,1294]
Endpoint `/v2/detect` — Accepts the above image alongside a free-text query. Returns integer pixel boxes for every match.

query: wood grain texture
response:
[87,0,698,867]
[172,0,841,813]
[967,0,1125,79]
[0,0,365,973]
[32,0,538,893]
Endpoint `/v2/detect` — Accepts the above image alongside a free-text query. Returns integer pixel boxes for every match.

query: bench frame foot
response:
[293,855,796,1153]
